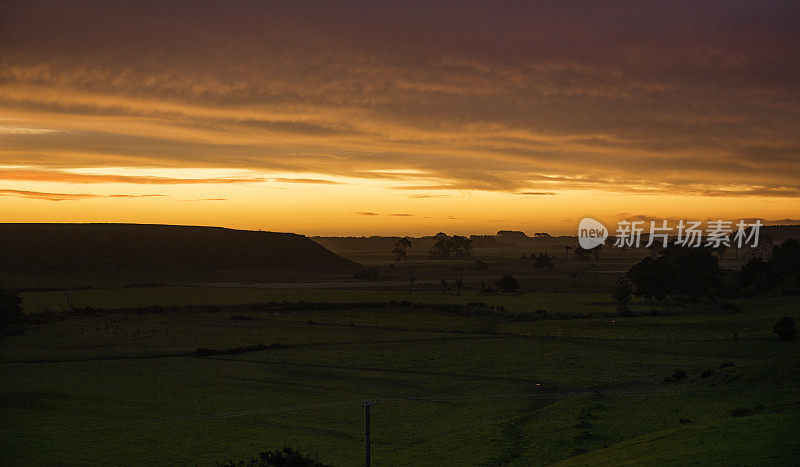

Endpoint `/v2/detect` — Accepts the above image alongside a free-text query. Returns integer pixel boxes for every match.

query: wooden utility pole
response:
[361,399,378,466]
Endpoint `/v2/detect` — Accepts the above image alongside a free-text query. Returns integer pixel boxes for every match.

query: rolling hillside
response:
[0,224,360,286]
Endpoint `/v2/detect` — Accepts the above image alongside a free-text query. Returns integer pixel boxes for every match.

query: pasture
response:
[2,284,798,465]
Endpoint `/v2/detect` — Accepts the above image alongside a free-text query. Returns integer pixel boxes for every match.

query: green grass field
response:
[2,285,799,465]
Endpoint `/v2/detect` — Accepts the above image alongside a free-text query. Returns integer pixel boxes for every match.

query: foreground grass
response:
[21,285,652,316]
[1,292,798,465]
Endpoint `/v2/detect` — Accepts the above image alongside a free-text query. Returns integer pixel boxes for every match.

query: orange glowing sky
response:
[1,1,799,235]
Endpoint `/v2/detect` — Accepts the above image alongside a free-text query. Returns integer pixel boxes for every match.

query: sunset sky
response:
[1,1,799,235]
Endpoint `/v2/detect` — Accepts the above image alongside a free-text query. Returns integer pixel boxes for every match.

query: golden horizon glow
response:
[1,1,798,235]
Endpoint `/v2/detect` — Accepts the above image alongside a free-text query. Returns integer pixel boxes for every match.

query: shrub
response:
[2,324,25,336]
[230,315,256,321]
[353,268,379,280]
[731,404,765,417]
[663,369,688,382]
[495,275,520,293]
[534,253,554,270]
[217,447,331,466]
[0,287,24,328]
[610,275,632,311]
[772,316,797,340]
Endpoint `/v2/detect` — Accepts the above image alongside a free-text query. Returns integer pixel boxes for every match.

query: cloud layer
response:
[0,1,798,232]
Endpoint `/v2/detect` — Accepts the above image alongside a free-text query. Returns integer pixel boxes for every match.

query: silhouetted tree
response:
[392,237,412,263]
[562,245,573,258]
[451,235,473,258]
[430,232,451,258]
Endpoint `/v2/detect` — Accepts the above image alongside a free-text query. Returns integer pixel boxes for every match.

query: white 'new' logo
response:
[578,218,608,249]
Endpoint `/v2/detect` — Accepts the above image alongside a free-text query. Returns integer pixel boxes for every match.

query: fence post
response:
[362,399,378,466]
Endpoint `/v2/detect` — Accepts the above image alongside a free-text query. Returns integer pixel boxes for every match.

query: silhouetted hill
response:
[0,224,360,286]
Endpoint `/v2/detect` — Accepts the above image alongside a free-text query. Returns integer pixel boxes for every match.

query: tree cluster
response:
[737,239,800,295]
[429,233,473,258]
[626,244,720,301]
[624,238,800,302]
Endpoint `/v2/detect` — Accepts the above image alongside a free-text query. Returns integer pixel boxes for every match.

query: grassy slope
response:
[1,292,798,465]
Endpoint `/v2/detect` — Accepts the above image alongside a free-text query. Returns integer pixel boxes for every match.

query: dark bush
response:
[718,301,743,314]
[610,275,632,312]
[217,447,331,466]
[196,343,286,357]
[663,369,688,382]
[737,258,780,293]
[0,287,24,328]
[2,323,25,336]
[230,315,256,321]
[534,253,554,270]
[719,362,735,369]
[352,268,380,280]
[731,404,764,417]
[495,275,520,293]
[772,316,797,340]
[617,306,633,317]
[700,370,714,379]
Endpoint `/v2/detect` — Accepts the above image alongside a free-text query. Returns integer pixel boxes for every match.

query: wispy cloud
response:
[0,189,163,201]
[271,178,342,184]
[0,167,265,185]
